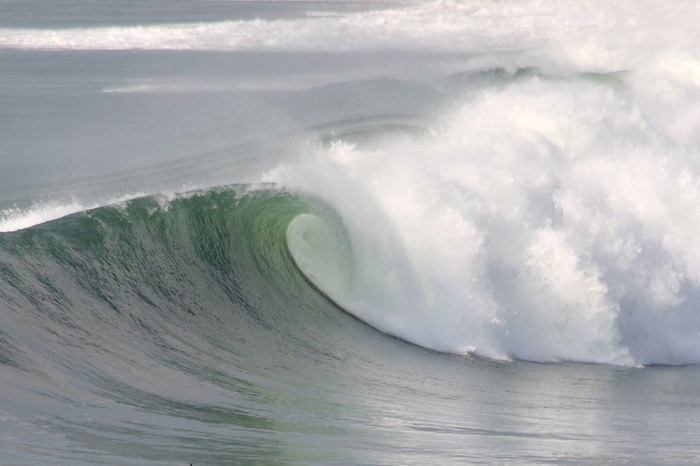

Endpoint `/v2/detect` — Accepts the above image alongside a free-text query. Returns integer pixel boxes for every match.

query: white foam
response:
[266,62,700,365]
[0,193,149,233]
[0,202,89,233]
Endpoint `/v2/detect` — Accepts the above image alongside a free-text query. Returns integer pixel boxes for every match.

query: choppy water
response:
[2,0,700,464]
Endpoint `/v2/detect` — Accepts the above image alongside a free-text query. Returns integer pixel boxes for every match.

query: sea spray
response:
[0,194,152,233]
[266,69,700,366]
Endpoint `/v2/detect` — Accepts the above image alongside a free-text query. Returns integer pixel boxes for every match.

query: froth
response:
[266,70,700,365]
[0,193,150,232]
[1,203,84,232]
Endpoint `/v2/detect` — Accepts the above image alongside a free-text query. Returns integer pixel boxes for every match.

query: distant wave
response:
[2,0,697,65]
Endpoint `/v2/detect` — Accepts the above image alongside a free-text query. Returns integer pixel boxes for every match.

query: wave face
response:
[0,188,316,380]
[0,188,367,463]
[3,186,700,465]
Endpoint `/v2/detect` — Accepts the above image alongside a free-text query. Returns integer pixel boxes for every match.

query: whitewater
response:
[2,0,700,464]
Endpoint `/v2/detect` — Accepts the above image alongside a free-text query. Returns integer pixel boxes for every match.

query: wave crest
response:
[266,67,700,366]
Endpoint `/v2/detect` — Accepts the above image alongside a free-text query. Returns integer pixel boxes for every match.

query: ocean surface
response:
[2,0,700,464]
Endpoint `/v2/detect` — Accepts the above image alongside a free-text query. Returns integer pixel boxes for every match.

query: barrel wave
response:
[0,187,334,381]
[3,181,700,463]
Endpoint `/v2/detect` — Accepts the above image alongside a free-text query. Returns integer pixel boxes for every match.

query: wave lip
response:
[0,193,151,233]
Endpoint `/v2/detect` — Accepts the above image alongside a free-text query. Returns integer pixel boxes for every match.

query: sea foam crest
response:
[0,193,152,233]
[0,202,89,233]
[267,71,700,366]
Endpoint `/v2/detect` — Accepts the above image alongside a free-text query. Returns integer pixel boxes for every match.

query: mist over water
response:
[3,0,700,464]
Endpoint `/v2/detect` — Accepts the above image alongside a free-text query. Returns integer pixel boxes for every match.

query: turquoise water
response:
[2,0,700,464]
